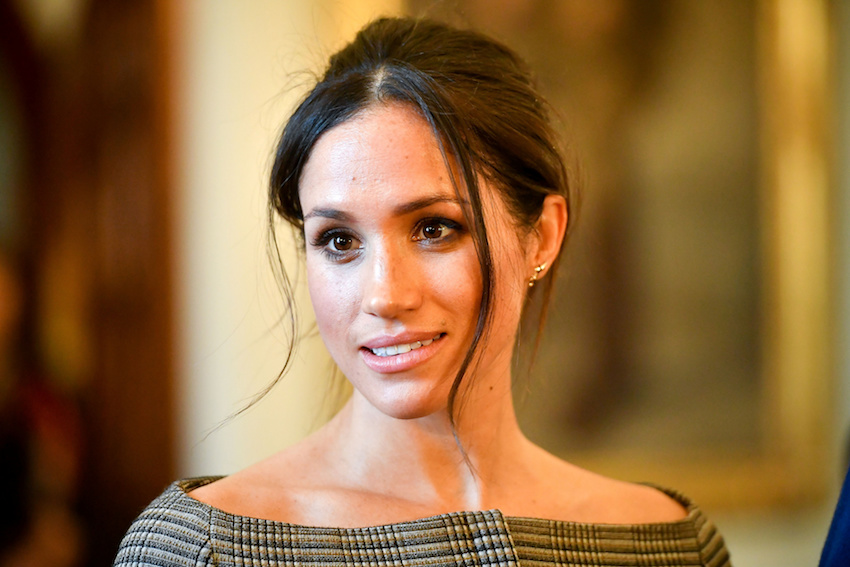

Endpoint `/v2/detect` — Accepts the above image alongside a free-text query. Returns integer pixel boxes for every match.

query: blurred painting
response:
[409,0,833,507]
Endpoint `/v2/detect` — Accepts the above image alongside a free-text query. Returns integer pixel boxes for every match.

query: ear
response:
[529,194,568,279]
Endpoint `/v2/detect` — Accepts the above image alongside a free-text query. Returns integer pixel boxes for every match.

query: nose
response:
[361,245,422,318]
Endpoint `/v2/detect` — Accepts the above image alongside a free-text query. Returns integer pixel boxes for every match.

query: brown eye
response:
[332,235,353,250]
[422,223,444,239]
[412,218,461,244]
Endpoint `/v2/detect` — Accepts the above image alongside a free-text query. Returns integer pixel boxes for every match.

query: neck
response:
[317,374,529,512]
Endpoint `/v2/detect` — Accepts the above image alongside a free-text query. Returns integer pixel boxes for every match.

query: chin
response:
[358,384,453,422]
[381,403,449,421]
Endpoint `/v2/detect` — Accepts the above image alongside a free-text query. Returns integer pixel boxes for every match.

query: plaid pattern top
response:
[114,477,731,567]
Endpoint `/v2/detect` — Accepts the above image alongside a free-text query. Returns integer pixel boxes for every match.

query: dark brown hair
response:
[266,17,572,426]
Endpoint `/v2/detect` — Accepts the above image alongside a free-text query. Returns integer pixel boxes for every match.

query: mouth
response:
[366,333,444,357]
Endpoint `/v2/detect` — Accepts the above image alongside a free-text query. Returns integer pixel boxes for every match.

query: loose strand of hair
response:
[199,208,301,441]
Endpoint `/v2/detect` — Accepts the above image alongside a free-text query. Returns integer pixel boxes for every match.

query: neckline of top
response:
[170,475,699,532]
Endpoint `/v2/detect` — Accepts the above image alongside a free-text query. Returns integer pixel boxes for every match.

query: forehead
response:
[298,104,453,208]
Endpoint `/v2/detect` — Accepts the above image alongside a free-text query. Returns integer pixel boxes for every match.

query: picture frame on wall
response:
[408,0,834,509]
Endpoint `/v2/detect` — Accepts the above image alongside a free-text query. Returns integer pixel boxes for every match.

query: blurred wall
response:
[705,2,849,566]
[175,0,402,476]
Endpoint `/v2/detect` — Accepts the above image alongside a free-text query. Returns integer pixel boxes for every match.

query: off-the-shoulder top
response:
[114,477,731,566]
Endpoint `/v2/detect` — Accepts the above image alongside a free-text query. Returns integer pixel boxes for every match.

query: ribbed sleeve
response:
[114,479,215,566]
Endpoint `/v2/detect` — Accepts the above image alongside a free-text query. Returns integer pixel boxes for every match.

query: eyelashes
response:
[309,217,465,262]
[412,218,462,243]
[310,228,362,261]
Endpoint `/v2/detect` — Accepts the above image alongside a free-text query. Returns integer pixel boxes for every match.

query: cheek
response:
[480,195,534,305]
[489,234,534,331]
[432,249,481,318]
[306,263,359,345]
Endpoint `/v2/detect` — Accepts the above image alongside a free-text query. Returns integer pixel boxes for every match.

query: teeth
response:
[371,334,440,357]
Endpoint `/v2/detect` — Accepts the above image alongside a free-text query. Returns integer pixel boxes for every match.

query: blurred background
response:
[0,0,845,565]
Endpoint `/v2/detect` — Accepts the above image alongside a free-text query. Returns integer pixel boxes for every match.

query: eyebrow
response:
[302,208,352,222]
[303,195,464,222]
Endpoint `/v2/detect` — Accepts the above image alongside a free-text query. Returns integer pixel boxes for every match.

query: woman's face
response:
[299,104,533,420]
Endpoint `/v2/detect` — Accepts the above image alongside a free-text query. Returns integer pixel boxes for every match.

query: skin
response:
[191,103,687,527]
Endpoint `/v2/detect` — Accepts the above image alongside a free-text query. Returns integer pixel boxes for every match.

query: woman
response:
[115,17,731,567]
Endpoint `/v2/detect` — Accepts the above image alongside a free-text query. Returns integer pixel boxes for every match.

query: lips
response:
[368,334,442,357]
[359,333,446,373]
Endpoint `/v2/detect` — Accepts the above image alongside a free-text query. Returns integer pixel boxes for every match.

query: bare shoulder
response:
[593,477,690,524]
[187,442,326,521]
[187,460,286,517]
[525,446,689,525]
[188,470,254,506]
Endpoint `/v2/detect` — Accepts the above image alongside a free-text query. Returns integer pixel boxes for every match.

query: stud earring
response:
[528,263,547,288]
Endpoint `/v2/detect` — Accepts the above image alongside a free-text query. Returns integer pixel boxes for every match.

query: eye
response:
[421,223,444,239]
[331,234,354,251]
[413,218,461,243]
[309,228,362,261]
